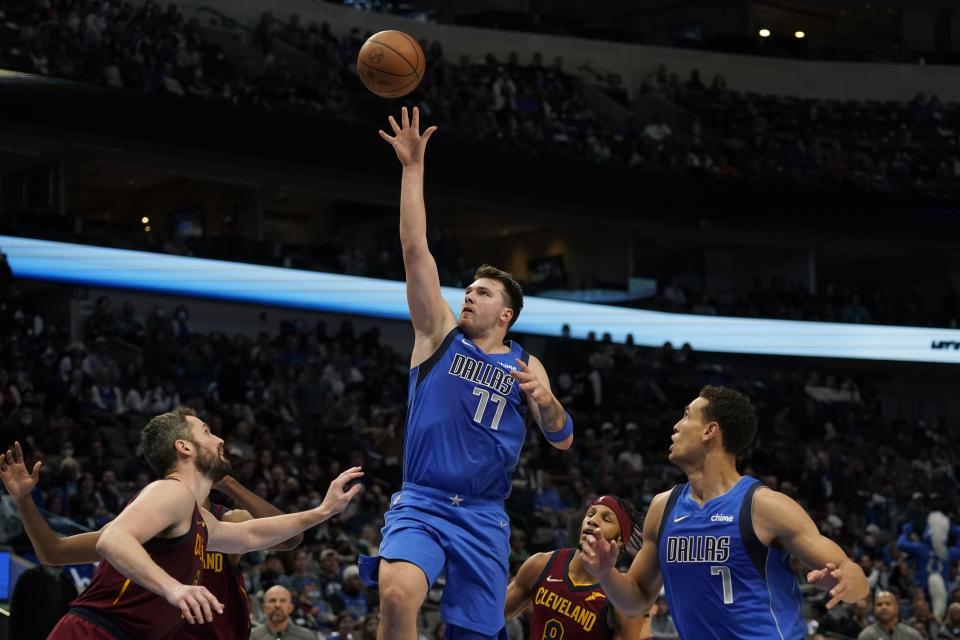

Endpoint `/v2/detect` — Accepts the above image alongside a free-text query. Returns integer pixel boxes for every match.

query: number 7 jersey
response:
[658,476,805,640]
[404,327,529,500]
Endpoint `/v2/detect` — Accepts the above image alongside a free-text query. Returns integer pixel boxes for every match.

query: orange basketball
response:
[357,30,425,98]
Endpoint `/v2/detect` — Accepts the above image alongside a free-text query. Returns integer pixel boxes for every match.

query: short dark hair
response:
[474,264,523,328]
[138,407,197,476]
[698,385,758,455]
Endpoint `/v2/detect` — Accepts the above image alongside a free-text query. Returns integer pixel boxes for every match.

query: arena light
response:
[2,234,960,364]
[758,28,771,38]
[794,30,806,39]
[141,216,150,224]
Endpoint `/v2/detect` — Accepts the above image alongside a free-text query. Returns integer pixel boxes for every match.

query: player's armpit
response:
[105,479,197,543]
[505,552,551,619]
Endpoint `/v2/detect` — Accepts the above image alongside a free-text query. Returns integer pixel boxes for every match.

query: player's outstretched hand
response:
[510,359,553,409]
[806,562,851,609]
[378,106,438,167]
[165,583,224,625]
[0,441,41,502]
[580,528,619,579]
[318,467,364,517]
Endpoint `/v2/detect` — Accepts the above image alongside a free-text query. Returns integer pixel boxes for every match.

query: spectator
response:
[858,591,923,640]
[251,584,317,640]
[651,595,680,639]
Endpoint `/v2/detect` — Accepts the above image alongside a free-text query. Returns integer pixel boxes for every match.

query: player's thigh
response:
[379,559,431,609]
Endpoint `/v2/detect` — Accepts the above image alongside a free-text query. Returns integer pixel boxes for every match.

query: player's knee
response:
[379,583,419,618]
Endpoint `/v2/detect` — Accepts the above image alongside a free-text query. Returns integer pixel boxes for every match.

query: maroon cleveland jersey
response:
[182,503,250,640]
[67,500,208,639]
[529,548,614,640]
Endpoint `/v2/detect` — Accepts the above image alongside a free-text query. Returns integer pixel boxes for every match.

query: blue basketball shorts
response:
[359,482,510,637]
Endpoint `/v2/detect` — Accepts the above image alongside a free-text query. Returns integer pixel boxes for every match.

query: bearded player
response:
[9,408,363,639]
[0,441,298,639]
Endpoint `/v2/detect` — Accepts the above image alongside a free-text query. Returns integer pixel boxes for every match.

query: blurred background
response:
[1,0,960,638]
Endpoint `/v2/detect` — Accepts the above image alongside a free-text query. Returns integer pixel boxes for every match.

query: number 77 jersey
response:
[658,477,806,640]
[404,327,529,500]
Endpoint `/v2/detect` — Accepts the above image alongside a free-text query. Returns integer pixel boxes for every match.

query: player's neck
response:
[464,329,510,355]
[165,467,213,505]
[684,456,741,505]
[568,549,598,585]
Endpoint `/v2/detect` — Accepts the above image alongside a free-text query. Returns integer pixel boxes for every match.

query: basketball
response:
[357,30,425,98]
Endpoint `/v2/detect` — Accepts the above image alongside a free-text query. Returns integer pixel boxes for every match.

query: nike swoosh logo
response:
[673,514,691,523]
[545,576,563,583]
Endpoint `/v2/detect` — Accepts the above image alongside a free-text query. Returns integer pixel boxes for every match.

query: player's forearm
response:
[96,528,182,598]
[214,476,303,549]
[219,508,330,554]
[15,495,99,565]
[399,165,429,253]
[597,570,656,617]
[539,396,567,432]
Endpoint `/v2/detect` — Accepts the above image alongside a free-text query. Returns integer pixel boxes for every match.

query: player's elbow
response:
[94,528,118,560]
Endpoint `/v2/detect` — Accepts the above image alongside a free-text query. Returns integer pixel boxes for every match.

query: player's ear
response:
[501,307,514,325]
[702,421,720,443]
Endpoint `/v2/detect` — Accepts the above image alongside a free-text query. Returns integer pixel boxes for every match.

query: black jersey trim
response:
[415,327,460,390]
[531,549,562,590]
[68,606,134,640]
[739,479,769,579]
[656,484,685,544]
[520,348,530,365]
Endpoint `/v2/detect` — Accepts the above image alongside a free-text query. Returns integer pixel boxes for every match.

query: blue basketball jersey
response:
[658,476,805,640]
[403,327,529,500]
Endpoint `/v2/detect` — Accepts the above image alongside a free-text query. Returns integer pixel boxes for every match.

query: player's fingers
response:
[198,592,214,623]
[412,105,419,130]
[13,441,22,463]
[388,115,401,135]
[31,461,42,479]
[180,600,195,625]
[825,593,843,609]
[201,588,224,615]
[514,358,529,371]
[345,483,364,500]
[421,125,438,144]
[378,130,396,143]
[401,106,409,129]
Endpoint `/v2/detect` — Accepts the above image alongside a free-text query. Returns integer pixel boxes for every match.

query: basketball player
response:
[505,495,647,640]
[0,441,297,639]
[361,106,574,640]
[581,386,869,639]
[7,407,362,639]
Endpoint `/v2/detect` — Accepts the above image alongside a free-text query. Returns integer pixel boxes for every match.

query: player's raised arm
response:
[752,488,869,608]
[204,467,363,554]
[1,442,102,565]
[213,475,303,550]
[582,490,667,617]
[511,355,573,450]
[379,106,456,355]
[505,552,550,619]
[95,479,225,624]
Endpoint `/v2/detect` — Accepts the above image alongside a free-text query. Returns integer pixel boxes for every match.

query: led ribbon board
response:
[3,235,959,364]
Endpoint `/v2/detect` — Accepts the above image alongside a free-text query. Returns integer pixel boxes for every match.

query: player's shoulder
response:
[516,550,557,587]
[134,478,196,504]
